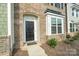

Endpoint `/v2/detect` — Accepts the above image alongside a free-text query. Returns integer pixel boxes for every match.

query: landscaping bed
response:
[40,41,77,56]
[40,32,79,56]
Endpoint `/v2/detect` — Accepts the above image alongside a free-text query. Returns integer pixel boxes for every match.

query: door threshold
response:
[27,41,37,45]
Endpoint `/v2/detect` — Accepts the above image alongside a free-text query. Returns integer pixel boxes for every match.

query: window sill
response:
[50,33,64,35]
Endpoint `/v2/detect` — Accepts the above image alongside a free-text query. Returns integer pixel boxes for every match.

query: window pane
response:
[51,18,56,25]
[61,3,63,9]
[70,23,73,27]
[72,12,74,16]
[51,26,56,34]
[70,28,73,32]
[73,24,75,32]
[51,18,56,34]
[70,23,72,32]
[72,8,75,16]
[57,19,62,25]
[57,19,62,33]
[76,10,78,17]
[70,23,75,32]
[55,3,60,8]
[58,27,62,33]
[76,25,78,31]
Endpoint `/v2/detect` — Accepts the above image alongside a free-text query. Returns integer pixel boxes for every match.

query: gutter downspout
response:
[64,3,68,40]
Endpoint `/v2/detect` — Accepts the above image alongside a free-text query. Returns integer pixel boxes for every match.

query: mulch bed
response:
[40,41,77,56]
[12,48,28,56]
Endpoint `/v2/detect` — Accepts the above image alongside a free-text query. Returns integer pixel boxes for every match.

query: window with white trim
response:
[55,3,64,9]
[51,17,63,34]
[76,10,78,17]
[72,8,79,17]
[51,18,56,34]
[70,22,78,32]
[72,8,75,16]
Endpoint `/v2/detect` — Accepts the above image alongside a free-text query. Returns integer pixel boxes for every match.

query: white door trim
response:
[23,16,38,42]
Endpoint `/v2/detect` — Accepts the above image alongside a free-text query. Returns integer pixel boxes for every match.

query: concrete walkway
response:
[27,45,47,56]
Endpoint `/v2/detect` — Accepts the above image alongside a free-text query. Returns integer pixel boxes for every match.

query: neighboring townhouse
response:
[67,3,79,36]
[11,3,66,50]
[0,3,9,55]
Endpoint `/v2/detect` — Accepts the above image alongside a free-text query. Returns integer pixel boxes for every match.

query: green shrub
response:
[66,34,71,39]
[47,38,57,48]
[64,33,79,44]
[72,32,79,40]
[64,34,73,44]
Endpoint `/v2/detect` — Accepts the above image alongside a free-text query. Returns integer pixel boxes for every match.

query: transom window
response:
[51,18,63,34]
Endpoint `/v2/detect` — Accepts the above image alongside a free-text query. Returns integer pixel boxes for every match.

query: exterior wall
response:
[0,4,7,36]
[0,4,9,55]
[67,4,79,23]
[67,3,79,36]
[14,3,66,49]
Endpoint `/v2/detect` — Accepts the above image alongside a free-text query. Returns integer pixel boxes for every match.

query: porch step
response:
[27,42,37,45]
[27,45,47,56]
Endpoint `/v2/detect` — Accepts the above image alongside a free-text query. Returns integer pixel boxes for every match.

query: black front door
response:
[26,21,34,41]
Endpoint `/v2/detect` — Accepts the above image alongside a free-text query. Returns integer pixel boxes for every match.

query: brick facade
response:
[13,3,66,49]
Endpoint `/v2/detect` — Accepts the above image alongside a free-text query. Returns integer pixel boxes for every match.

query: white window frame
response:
[72,8,75,16]
[23,16,38,42]
[76,10,79,17]
[69,22,78,32]
[72,8,79,17]
[46,14,64,35]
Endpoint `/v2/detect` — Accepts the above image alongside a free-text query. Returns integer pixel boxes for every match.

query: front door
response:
[26,21,34,41]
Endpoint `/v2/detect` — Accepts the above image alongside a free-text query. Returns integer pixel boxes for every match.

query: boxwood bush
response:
[64,33,79,44]
[47,38,57,48]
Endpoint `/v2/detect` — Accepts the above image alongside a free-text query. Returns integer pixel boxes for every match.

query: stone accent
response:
[0,36,10,56]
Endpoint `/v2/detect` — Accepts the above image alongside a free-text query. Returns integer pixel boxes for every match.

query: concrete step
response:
[27,45,47,56]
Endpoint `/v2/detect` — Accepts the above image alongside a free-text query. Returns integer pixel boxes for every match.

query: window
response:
[55,3,60,8]
[70,22,78,32]
[51,18,62,34]
[72,8,75,16]
[61,3,63,9]
[58,19,62,33]
[51,18,56,34]
[55,3,64,9]
[72,8,79,17]
[70,23,74,32]
[76,10,78,17]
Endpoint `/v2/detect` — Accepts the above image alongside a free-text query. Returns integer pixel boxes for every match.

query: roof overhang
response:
[71,3,79,9]
[45,9,65,18]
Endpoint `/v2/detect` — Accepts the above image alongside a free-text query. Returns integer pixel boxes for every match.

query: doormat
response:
[27,42,37,45]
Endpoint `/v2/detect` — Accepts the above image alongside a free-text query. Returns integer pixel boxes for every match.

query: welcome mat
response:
[27,42,37,45]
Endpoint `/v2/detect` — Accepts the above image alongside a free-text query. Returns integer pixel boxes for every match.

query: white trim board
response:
[23,16,38,43]
[46,14,64,35]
